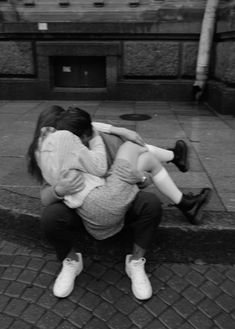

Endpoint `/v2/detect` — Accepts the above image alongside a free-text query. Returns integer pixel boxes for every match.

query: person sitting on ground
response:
[27,106,211,301]
[28,105,163,301]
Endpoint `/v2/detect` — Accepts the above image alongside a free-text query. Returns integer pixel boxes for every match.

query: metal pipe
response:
[193,0,220,101]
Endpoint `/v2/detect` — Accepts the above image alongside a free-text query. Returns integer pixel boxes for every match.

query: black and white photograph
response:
[0,1,234,328]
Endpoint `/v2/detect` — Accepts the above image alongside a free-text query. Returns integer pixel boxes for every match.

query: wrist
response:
[110,126,125,136]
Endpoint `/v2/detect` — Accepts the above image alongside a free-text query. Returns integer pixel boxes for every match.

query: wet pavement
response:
[0,100,235,328]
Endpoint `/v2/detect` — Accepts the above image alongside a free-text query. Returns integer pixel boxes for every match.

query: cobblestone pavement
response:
[0,237,235,329]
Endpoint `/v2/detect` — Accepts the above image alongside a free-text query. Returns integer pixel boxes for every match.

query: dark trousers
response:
[41,191,162,261]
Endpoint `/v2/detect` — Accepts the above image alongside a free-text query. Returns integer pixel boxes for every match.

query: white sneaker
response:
[125,254,152,300]
[53,253,83,298]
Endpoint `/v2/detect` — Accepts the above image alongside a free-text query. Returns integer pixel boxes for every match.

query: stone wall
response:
[215,42,235,84]
[0,41,34,75]
[123,41,199,78]
[205,1,235,114]
[0,0,234,113]
[0,36,199,80]
[123,41,179,77]
[181,42,198,77]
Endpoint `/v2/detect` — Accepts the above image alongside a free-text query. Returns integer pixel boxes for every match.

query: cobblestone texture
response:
[0,238,235,329]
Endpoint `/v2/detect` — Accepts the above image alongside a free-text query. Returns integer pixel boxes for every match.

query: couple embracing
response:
[27,105,211,300]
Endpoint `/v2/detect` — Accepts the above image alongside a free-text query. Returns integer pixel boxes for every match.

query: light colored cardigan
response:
[37,123,112,208]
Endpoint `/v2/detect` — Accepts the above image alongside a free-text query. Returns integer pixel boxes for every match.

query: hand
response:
[120,128,145,146]
[54,169,85,197]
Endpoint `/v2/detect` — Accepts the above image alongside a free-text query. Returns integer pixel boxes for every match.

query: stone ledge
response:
[1,204,235,264]
[0,187,234,263]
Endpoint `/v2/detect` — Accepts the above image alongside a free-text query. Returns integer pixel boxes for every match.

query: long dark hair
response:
[57,106,93,139]
[27,105,65,182]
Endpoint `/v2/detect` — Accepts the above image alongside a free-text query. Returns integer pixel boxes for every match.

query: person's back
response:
[37,129,106,208]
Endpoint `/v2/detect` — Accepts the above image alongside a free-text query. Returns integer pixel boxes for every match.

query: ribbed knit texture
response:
[37,129,107,208]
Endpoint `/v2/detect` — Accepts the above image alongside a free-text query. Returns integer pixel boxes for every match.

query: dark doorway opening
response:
[51,56,106,88]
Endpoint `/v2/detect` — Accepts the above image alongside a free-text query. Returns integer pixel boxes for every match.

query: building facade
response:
[0,0,234,114]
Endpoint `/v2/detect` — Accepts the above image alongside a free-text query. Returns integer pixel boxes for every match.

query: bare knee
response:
[118,141,146,156]
[116,141,146,167]
[137,152,162,174]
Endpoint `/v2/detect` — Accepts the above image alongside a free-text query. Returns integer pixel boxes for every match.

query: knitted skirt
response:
[77,159,140,240]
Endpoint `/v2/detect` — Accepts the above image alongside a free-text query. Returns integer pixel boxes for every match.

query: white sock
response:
[152,167,182,204]
[146,144,174,163]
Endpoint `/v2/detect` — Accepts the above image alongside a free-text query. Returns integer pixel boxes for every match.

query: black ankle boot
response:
[168,140,189,173]
[177,188,212,225]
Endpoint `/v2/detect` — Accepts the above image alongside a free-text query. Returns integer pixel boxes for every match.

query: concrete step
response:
[0,191,234,264]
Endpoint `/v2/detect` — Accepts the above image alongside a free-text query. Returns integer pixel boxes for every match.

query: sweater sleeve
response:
[92,122,113,134]
[64,132,108,177]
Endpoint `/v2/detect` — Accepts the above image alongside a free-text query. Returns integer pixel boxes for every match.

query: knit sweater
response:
[37,128,108,208]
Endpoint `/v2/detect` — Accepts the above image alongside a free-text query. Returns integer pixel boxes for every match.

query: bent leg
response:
[41,203,84,298]
[124,191,162,300]
[146,141,189,173]
[101,130,188,173]
[41,202,84,261]
[137,151,183,204]
[146,144,174,162]
[115,141,147,169]
[136,148,212,225]
[114,141,183,204]
[125,190,162,254]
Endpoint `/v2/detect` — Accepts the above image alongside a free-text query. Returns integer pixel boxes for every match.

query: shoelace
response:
[63,258,78,272]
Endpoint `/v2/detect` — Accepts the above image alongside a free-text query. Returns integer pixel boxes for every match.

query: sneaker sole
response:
[53,281,75,298]
[189,188,212,225]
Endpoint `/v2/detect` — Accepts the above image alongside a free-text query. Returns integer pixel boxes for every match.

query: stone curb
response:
[1,205,235,263]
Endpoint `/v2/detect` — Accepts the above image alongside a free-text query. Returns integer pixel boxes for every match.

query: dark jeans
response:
[41,191,162,261]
